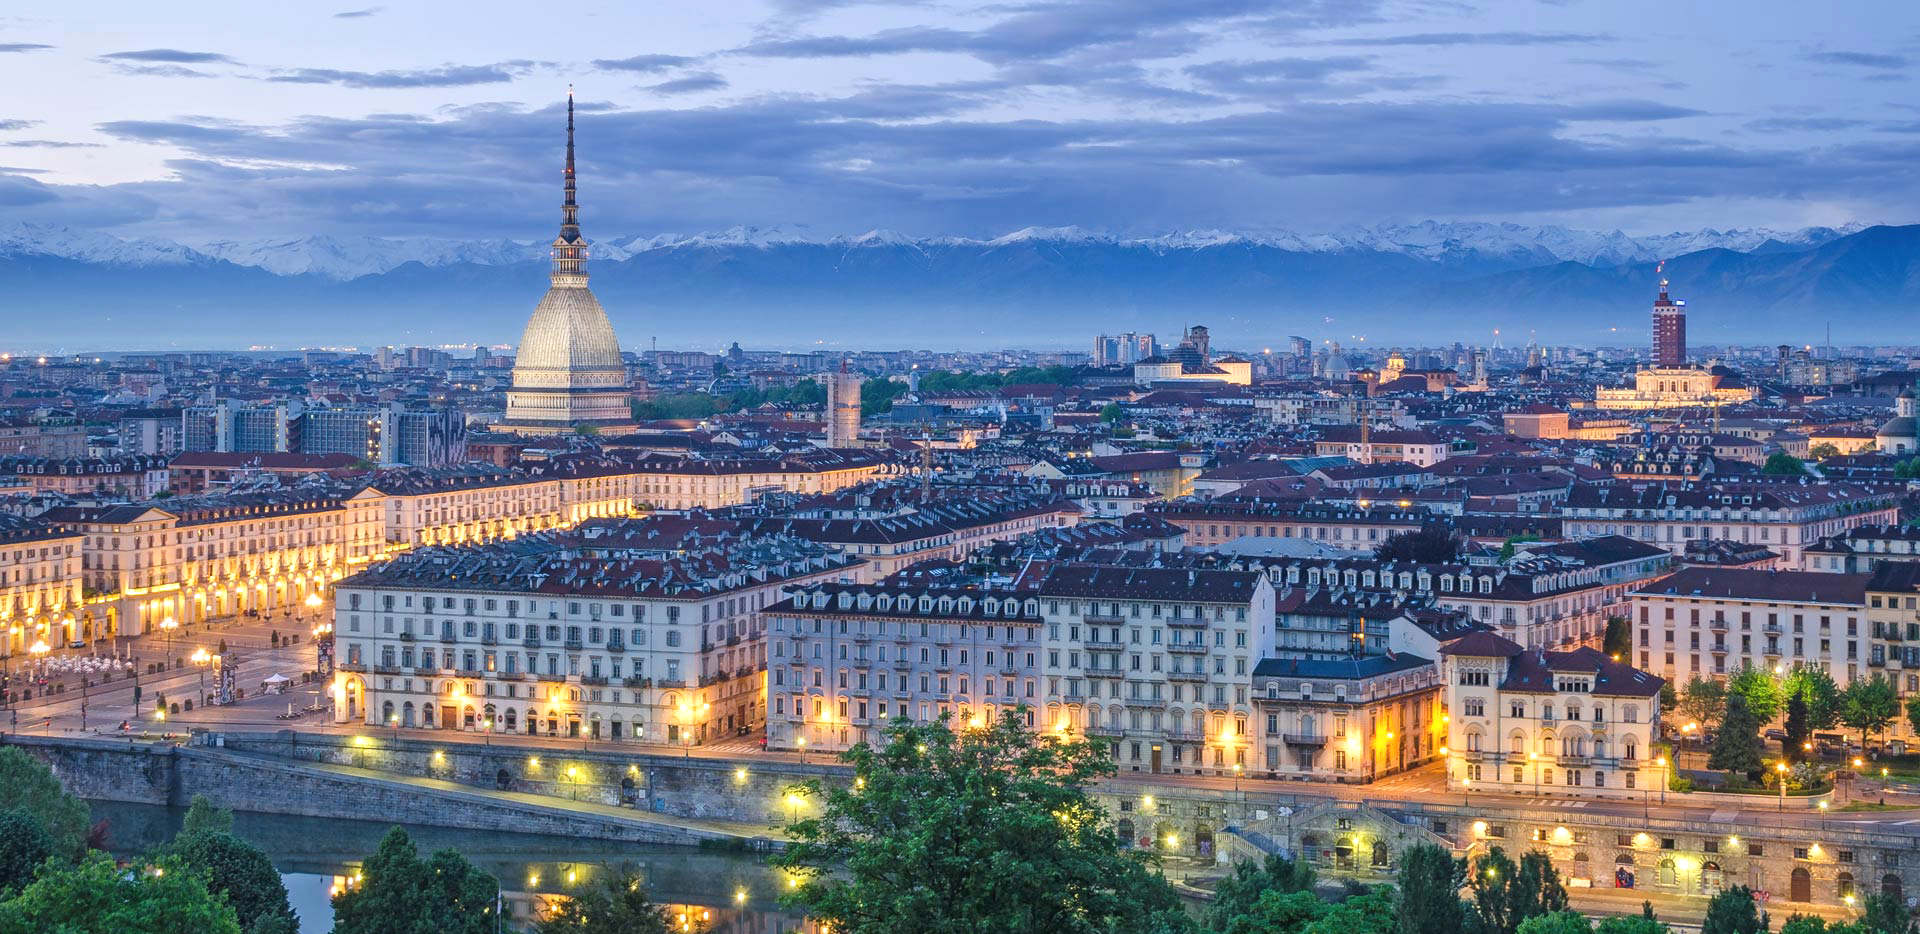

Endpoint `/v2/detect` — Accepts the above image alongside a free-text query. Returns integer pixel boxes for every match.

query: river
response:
[91,800,808,933]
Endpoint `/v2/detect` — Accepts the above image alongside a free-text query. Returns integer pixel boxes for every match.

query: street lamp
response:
[190,648,212,708]
[1232,762,1243,793]
[785,791,803,825]
[1656,756,1668,804]
[1776,761,1789,812]
[1529,752,1540,796]
[159,616,178,671]
[796,735,807,763]
[303,592,323,621]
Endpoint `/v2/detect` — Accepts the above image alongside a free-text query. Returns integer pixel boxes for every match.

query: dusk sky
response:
[2,0,1916,243]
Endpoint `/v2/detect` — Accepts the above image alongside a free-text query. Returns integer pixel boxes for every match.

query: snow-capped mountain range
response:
[0,219,1866,282]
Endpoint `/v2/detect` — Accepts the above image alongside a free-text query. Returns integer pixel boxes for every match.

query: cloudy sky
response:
[1,0,1916,243]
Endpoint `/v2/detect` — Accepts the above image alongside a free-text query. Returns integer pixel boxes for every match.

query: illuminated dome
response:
[500,92,632,433]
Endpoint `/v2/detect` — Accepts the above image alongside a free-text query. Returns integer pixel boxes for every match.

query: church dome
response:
[510,287,624,391]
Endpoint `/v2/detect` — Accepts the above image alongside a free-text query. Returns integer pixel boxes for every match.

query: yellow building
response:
[1592,365,1754,411]
[0,518,84,658]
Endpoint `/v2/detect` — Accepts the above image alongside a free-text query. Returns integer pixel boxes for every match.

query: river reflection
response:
[91,800,809,934]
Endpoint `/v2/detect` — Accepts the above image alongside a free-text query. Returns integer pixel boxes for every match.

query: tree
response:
[1595,916,1671,934]
[1728,666,1784,723]
[0,852,241,934]
[774,711,1193,934]
[331,827,499,934]
[1300,888,1396,934]
[1602,617,1633,660]
[1700,886,1768,934]
[1510,851,1570,923]
[1709,693,1765,777]
[0,748,90,859]
[1516,912,1592,934]
[1678,678,1728,733]
[1099,403,1124,424]
[1206,853,1315,932]
[0,809,54,894]
[181,795,234,837]
[535,864,675,934]
[1395,843,1467,934]
[1784,695,1810,762]
[1375,527,1463,564]
[1809,443,1841,459]
[1839,676,1900,750]
[1762,453,1810,476]
[1783,668,1841,731]
[1907,694,1920,741]
[169,813,296,934]
[1218,890,1328,934]
[1861,891,1917,934]
[1467,848,1518,934]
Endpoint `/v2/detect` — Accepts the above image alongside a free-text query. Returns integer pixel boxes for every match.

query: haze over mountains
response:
[2,220,1914,352]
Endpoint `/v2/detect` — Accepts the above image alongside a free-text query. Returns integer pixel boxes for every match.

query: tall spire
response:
[551,86,587,286]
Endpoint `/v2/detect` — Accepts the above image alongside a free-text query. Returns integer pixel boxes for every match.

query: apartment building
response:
[1865,562,1920,738]
[46,484,385,637]
[1442,631,1664,798]
[0,455,170,499]
[364,468,569,550]
[1804,525,1920,574]
[1037,566,1278,776]
[1561,481,1900,567]
[762,581,1044,752]
[622,450,886,510]
[1629,567,1869,687]
[331,527,861,745]
[1145,501,1425,551]
[0,516,84,658]
[1251,653,1444,782]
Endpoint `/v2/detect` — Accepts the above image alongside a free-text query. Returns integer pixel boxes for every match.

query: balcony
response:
[622,676,650,688]
[339,662,368,673]
[1086,669,1124,680]
[605,641,625,653]
[1084,612,1124,624]
[438,633,456,644]
[522,637,542,648]
[1168,643,1207,655]
[373,663,400,674]
[480,635,497,646]
[1061,692,1087,703]
[1283,733,1329,746]
[1167,617,1207,628]
[581,676,609,686]
[1085,636,1124,648]
[496,672,524,681]
[1167,671,1207,683]
[1130,696,1168,709]
[564,639,584,651]
[398,632,416,642]
[1557,754,1591,767]
[455,668,485,679]
[1085,725,1125,738]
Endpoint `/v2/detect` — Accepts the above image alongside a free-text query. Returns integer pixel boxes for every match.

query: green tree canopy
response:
[1906,695,1920,740]
[0,809,55,894]
[1783,668,1841,731]
[169,823,296,934]
[1678,678,1728,732]
[1206,853,1315,932]
[1700,886,1768,934]
[1838,676,1900,748]
[1709,692,1766,775]
[1396,842,1467,934]
[774,711,1193,934]
[1595,915,1671,934]
[1602,617,1633,660]
[0,852,241,934]
[1727,667,1784,723]
[0,748,90,860]
[1517,911,1593,934]
[534,864,677,934]
[181,795,235,837]
[1300,887,1396,934]
[330,827,499,934]
[1784,695,1810,762]
[1762,453,1810,476]
[1375,527,1464,564]
[1217,889,1328,934]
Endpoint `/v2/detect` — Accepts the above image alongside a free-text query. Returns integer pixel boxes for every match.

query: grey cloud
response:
[1,139,103,148]
[0,43,54,53]
[647,72,729,95]
[267,61,539,88]
[0,119,41,131]
[100,48,238,64]
[106,63,220,78]
[1805,51,1906,69]
[1322,31,1608,47]
[1745,117,1869,133]
[739,27,971,58]
[333,7,382,17]
[592,53,697,72]
[1184,55,1375,95]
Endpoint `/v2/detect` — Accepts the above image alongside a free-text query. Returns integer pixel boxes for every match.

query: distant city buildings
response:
[1093,332,1158,367]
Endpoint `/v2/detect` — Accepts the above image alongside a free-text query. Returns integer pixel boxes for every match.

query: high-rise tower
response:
[823,360,862,448]
[500,90,634,434]
[1651,261,1687,366]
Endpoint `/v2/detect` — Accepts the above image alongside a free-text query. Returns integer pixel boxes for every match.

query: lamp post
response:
[159,616,178,672]
[312,619,335,683]
[796,735,807,763]
[1529,752,1540,796]
[785,791,802,826]
[190,648,212,708]
[1657,755,1668,804]
[1232,762,1243,793]
[304,592,323,624]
